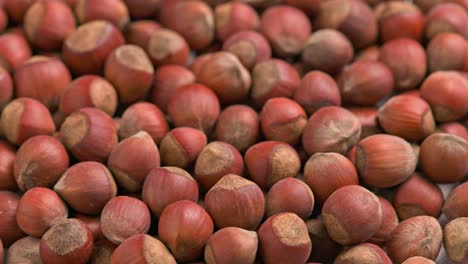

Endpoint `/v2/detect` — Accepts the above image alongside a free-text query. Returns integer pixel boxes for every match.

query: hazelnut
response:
[387,216,442,263]
[193,51,251,104]
[377,95,435,141]
[427,33,467,72]
[205,174,265,230]
[6,236,42,264]
[355,134,417,188]
[62,20,124,74]
[315,0,377,48]
[54,162,117,215]
[14,56,71,110]
[60,107,117,162]
[293,71,341,115]
[245,141,301,189]
[214,2,259,41]
[124,20,160,49]
[420,71,468,122]
[104,44,154,104]
[75,0,129,29]
[402,256,436,264]
[0,191,26,246]
[23,0,75,50]
[0,33,31,71]
[260,97,307,145]
[258,212,312,264]
[100,196,151,245]
[159,127,207,169]
[354,45,380,62]
[368,197,399,245]
[443,182,468,220]
[393,173,444,220]
[444,217,468,263]
[159,0,214,50]
[266,177,314,220]
[146,28,190,67]
[419,133,468,183]
[142,166,199,217]
[150,65,195,113]
[374,1,425,42]
[1,98,55,145]
[110,234,176,264]
[302,29,353,74]
[119,102,169,145]
[304,152,359,204]
[322,185,382,245]
[425,3,468,40]
[251,59,300,106]
[338,60,394,106]
[14,135,69,191]
[260,5,311,57]
[204,227,258,264]
[194,141,244,191]
[168,84,221,134]
[16,187,68,237]
[302,106,361,156]
[379,38,427,90]
[334,243,392,264]
[222,30,271,69]
[158,200,214,263]
[39,218,94,264]
[108,131,160,192]
[59,75,118,116]
[215,105,259,152]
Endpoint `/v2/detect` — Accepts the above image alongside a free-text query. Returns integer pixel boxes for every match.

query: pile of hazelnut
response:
[0,0,467,263]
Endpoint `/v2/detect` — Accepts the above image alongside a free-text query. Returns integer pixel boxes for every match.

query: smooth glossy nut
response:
[118,102,169,145]
[205,174,265,230]
[302,106,361,156]
[215,105,259,152]
[302,29,353,74]
[1,98,55,145]
[258,212,312,264]
[386,216,442,263]
[39,218,94,264]
[304,152,359,204]
[60,107,117,162]
[355,134,417,188]
[104,44,154,104]
[245,141,301,189]
[16,187,68,237]
[419,133,468,183]
[14,135,69,191]
[393,173,443,220]
[107,131,160,192]
[322,185,382,246]
[158,200,214,263]
[204,227,258,264]
[54,162,117,215]
[100,196,151,245]
[260,5,311,57]
[142,166,199,217]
